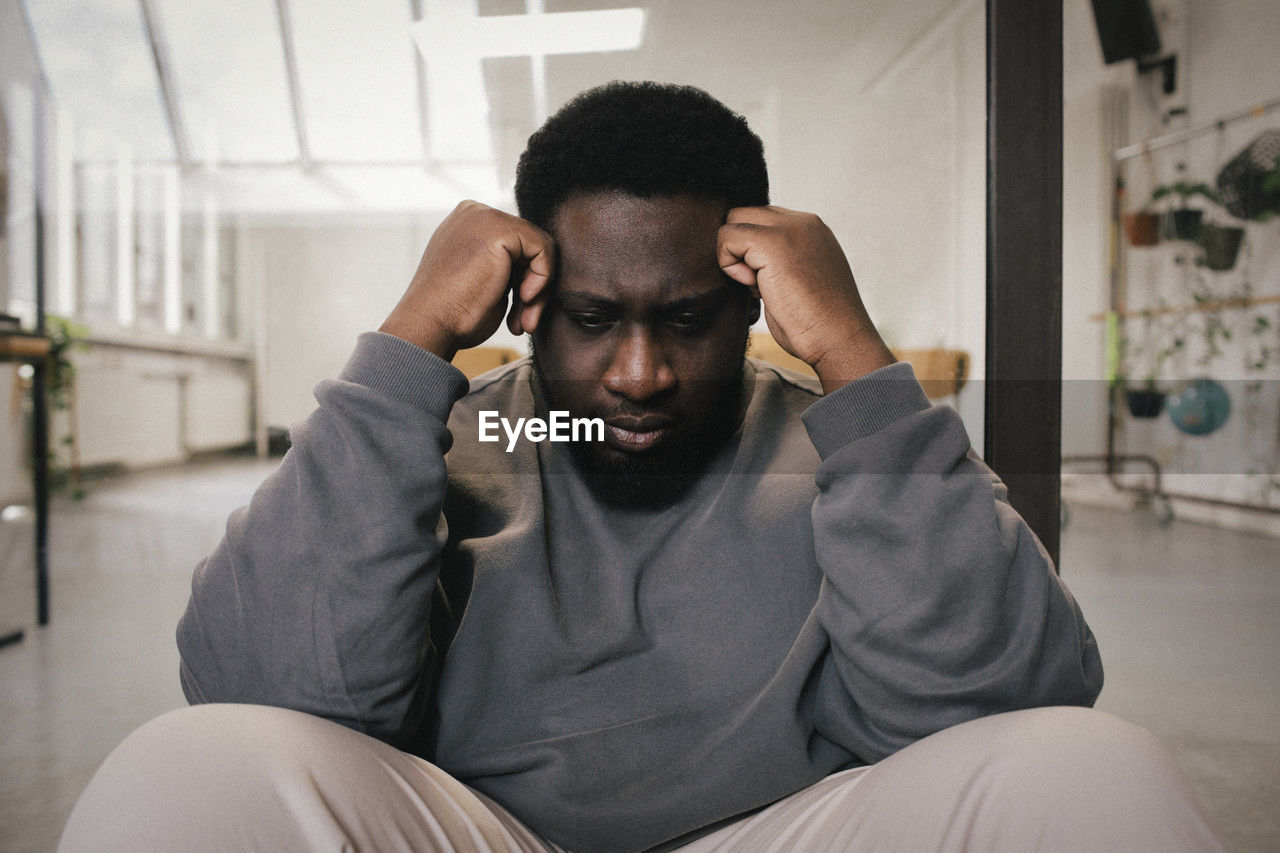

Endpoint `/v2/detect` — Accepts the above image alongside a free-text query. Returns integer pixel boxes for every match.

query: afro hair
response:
[514,81,769,231]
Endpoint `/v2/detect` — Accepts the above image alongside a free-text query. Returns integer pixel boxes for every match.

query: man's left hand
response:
[718,206,895,394]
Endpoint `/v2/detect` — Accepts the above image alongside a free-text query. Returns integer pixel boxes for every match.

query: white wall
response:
[1,5,44,504]
[242,215,455,429]
[239,4,991,441]
[1062,84,1117,457]
[770,2,988,434]
[1182,0,1280,125]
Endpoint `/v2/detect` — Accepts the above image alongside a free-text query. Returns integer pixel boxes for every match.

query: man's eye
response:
[569,313,614,332]
[669,312,711,332]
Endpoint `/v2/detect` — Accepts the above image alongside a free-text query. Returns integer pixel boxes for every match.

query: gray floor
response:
[0,461,1277,852]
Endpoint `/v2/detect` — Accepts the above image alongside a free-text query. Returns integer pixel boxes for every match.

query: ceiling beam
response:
[138,0,190,168]
[867,0,979,94]
[14,0,54,97]
[275,0,312,169]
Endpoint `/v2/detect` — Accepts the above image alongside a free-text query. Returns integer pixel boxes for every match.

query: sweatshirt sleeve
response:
[799,361,1103,764]
[176,331,470,750]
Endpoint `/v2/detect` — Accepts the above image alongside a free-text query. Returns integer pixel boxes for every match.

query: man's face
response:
[530,191,757,506]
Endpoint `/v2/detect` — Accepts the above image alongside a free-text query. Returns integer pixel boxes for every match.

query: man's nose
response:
[603,327,677,402]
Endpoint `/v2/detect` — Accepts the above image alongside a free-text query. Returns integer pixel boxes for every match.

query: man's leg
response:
[676,707,1225,852]
[58,703,562,853]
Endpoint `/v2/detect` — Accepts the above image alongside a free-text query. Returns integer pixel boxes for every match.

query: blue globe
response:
[1166,378,1231,436]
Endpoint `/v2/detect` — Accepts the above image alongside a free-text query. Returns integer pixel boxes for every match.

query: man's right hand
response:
[379,200,556,361]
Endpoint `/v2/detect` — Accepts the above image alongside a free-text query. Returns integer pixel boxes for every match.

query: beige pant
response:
[59,704,1224,852]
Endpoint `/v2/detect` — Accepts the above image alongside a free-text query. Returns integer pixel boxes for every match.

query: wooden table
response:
[0,334,52,360]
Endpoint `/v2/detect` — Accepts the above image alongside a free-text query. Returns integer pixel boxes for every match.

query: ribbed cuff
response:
[339,331,470,417]
[801,361,931,458]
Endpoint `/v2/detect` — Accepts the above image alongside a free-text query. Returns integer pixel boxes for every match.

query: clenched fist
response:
[380,201,556,361]
[718,206,895,393]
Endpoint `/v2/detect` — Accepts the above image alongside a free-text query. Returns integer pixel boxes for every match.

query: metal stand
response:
[32,83,51,627]
[1,334,53,644]
[1067,98,1280,526]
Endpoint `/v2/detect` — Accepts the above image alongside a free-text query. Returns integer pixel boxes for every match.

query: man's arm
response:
[799,368,1102,761]
[177,334,468,749]
[720,207,1103,762]
[177,201,555,750]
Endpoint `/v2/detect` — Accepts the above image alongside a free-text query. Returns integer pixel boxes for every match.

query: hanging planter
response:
[1216,130,1280,220]
[1124,386,1167,418]
[1199,223,1245,271]
[1169,208,1204,240]
[1123,211,1161,246]
[1151,181,1218,241]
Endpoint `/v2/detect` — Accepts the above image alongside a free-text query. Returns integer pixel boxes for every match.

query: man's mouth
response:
[603,415,675,452]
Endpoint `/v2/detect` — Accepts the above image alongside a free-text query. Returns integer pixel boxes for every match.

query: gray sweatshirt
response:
[177,331,1102,852]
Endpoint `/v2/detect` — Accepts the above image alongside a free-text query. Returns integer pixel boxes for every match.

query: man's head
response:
[515,82,769,507]
[515,81,769,232]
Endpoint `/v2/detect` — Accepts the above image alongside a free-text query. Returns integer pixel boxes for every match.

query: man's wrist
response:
[801,361,929,457]
[378,314,459,363]
[811,332,897,395]
[342,332,470,415]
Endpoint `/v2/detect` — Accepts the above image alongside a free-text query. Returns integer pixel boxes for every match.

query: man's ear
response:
[748,298,761,324]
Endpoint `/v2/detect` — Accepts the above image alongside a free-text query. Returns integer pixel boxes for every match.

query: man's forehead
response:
[553,249,728,303]
[551,191,726,241]
[556,283,735,308]
[550,191,726,299]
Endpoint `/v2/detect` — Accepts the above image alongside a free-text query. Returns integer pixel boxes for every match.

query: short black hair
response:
[515,81,769,231]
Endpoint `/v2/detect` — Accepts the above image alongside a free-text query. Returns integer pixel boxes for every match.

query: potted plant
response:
[1244,311,1275,374]
[1123,206,1161,247]
[1255,159,1280,220]
[1216,132,1280,221]
[1118,308,1186,418]
[1150,180,1219,241]
[43,314,89,498]
[1124,382,1167,418]
[1198,222,1246,271]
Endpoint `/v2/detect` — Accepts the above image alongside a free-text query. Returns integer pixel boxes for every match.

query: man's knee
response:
[58,704,364,852]
[932,706,1224,851]
[74,702,344,793]
[974,706,1175,786]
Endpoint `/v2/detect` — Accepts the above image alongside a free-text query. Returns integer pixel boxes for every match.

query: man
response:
[61,82,1222,852]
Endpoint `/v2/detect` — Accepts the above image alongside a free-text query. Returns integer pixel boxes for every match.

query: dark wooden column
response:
[33,86,51,624]
[984,0,1063,566]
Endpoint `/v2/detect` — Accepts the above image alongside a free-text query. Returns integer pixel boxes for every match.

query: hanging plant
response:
[1199,222,1246,270]
[1151,180,1219,241]
[1125,386,1167,418]
[1123,152,1163,247]
[1258,164,1280,221]
[42,314,90,499]
[1123,208,1161,246]
[1216,130,1280,220]
[1117,305,1187,418]
[1183,262,1246,368]
[1245,312,1275,372]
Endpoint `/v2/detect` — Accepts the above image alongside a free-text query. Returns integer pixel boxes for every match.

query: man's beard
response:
[529,343,747,510]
